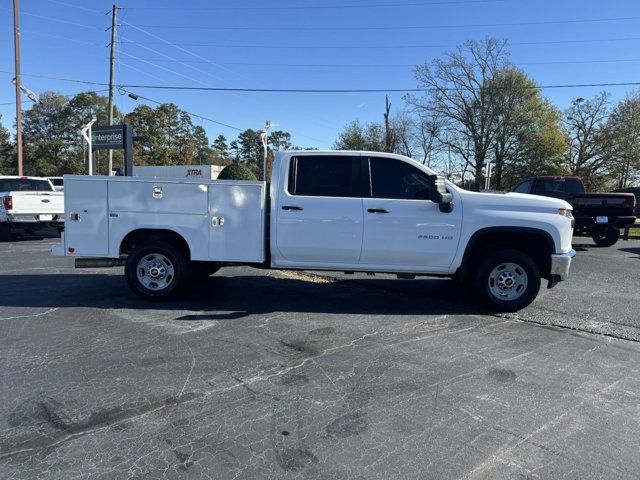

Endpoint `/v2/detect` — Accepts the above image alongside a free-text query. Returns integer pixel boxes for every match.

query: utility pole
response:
[12,0,23,176]
[260,120,271,181]
[107,4,118,176]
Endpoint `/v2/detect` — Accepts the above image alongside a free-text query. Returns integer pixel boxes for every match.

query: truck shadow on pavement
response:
[0,270,489,319]
[619,247,640,259]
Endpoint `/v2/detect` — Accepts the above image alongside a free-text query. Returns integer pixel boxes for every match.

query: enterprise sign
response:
[92,125,126,149]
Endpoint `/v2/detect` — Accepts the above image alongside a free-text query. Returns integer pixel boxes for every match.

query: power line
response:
[0,89,109,106]
[115,82,640,93]
[113,58,640,68]
[120,20,243,78]
[132,16,640,31]
[117,89,243,131]
[43,0,101,14]
[122,0,508,11]
[20,30,99,46]
[118,36,640,50]
[119,35,230,84]
[2,70,639,94]
[0,8,97,29]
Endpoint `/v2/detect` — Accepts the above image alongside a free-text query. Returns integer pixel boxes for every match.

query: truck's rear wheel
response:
[125,241,190,300]
[592,227,620,247]
[473,249,541,312]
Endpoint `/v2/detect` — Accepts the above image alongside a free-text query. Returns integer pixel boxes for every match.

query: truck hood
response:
[458,190,572,212]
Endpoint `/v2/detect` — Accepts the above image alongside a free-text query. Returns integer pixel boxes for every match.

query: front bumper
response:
[550,249,576,283]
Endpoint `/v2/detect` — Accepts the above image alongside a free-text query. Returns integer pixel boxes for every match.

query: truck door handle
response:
[367,208,389,214]
[282,205,303,211]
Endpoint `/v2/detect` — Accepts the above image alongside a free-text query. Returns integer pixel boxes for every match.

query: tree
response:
[414,111,444,169]
[389,111,415,158]
[383,96,395,152]
[333,120,385,151]
[269,130,292,151]
[0,115,14,174]
[236,129,263,175]
[21,92,74,176]
[125,102,200,167]
[564,93,611,189]
[229,140,240,162]
[407,38,510,189]
[334,120,367,150]
[66,91,122,173]
[212,134,230,164]
[193,125,213,165]
[606,91,640,188]
[218,163,257,180]
[487,67,566,189]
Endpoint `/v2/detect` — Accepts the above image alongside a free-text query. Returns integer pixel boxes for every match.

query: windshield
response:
[0,178,53,192]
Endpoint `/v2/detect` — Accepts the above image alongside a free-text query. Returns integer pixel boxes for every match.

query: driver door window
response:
[369,156,432,200]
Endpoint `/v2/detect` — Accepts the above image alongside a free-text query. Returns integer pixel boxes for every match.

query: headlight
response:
[558,208,573,219]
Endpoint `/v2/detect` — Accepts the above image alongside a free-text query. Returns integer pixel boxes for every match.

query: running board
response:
[75,258,126,268]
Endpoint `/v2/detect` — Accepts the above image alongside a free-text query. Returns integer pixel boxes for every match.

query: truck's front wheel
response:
[473,249,541,312]
[591,227,620,247]
[125,241,190,300]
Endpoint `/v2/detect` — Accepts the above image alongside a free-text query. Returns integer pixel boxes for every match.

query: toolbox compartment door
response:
[208,182,265,262]
[64,178,109,256]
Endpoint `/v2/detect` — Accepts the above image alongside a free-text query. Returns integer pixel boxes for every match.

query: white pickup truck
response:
[52,151,575,311]
[0,176,64,239]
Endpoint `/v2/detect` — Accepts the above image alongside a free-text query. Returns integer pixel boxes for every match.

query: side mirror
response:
[428,175,454,213]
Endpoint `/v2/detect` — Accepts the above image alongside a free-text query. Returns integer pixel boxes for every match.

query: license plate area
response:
[595,216,608,224]
[39,214,54,221]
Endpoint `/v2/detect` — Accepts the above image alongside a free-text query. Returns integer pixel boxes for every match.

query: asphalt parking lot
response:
[1,235,640,479]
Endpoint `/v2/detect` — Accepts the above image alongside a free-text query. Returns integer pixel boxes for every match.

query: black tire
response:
[591,227,620,248]
[0,223,12,241]
[472,249,541,312]
[190,262,220,281]
[125,241,190,300]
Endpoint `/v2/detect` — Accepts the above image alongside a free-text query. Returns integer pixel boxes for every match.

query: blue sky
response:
[1,0,639,150]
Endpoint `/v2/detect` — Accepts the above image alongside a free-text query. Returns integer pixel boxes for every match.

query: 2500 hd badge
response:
[419,234,454,240]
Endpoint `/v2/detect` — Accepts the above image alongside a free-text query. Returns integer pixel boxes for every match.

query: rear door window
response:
[288,155,363,197]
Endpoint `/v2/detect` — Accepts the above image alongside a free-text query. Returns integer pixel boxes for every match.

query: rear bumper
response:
[550,249,576,283]
[615,216,637,228]
[574,215,636,228]
[6,213,64,223]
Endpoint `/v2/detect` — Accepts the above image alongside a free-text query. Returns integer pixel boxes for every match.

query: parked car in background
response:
[613,186,640,217]
[48,177,64,191]
[0,176,64,239]
[53,151,575,312]
[513,176,636,247]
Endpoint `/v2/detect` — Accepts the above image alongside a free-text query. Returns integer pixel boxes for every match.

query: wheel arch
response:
[119,228,192,260]
[457,227,555,283]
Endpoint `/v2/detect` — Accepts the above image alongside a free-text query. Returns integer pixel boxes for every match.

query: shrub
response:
[217,164,257,181]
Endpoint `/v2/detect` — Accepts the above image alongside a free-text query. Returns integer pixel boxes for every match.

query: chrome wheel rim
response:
[136,253,175,291]
[488,262,528,301]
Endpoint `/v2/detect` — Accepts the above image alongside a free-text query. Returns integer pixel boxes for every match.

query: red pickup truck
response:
[513,176,636,247]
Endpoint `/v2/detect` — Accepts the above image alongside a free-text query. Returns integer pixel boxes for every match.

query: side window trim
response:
[287,156,298,195]
[363,157,372,198]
